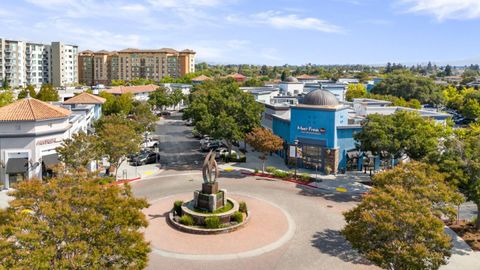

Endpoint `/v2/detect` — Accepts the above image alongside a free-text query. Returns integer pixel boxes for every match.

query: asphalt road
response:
[155,113,204,170]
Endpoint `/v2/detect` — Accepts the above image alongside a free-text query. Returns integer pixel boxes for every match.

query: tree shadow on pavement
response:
[148,211,170,220]
[311,229,372,265]
[297,185,362,203]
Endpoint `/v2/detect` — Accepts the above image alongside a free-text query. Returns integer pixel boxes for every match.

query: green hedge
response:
[232,211,243,223]
[239,201,248,213]
[173,200,183,216]
[179,215,194,226]
[205,216,221,229]
[265,166,276,173]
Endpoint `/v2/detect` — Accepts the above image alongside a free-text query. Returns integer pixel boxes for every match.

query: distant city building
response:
[0,38,78,87]
[78,48,196,86]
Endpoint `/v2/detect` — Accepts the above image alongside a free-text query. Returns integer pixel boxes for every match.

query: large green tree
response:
[97,122,141,177]
[18,85,37,99]
[342,162,462,270]
[429,126,480,230]
[0,90,14,107]
[0,175,150,269]
[99,91,133,115]
[149,87,172,110]
[371,71,441,105]
[56,132,100,171]
[36,84,60,102]
[345,83,367,101]
[184,79,264,151]
[131,101,158,133]
[355,110,443,161]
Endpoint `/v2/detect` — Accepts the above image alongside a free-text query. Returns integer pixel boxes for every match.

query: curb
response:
[114,177,141,185]
[241,172,326,190]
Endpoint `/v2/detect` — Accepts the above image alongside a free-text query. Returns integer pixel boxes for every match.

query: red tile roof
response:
[63,92,106,105]
[296,74,318,80]
[191,75,212,81]
[0,98,71,121]
[105,84,159,95]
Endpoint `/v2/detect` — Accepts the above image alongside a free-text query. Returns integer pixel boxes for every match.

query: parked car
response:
[142,138,159,148]
[161,111,172,116]
[201,140,223,152]
[128,149,153,161]
[132,152,159,166]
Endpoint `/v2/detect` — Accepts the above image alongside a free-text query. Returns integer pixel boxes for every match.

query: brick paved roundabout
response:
[132,170,377,270]
[144,193,294,259]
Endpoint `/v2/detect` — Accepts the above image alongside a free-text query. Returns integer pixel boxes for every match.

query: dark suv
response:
[132,152,159,166]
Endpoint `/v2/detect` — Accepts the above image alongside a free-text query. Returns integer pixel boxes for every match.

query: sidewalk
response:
[441,227,480,270]
[116,161,163,180]
[218,145,372,195]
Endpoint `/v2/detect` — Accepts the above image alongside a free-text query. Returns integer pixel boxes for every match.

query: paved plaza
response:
[127,114,480,270]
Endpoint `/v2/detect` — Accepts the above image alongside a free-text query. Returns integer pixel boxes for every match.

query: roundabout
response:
[143,192,295,260]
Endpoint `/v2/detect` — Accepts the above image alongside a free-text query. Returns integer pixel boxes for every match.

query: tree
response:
[184,79,264,152]
[0,90,14,107]
[18,85,37,99]
[342,162,462,270]
[56,132,100,170]
[0,175,150,269]
[355,110,443,161]
[371,71,441,105]
[345,84,367,101]
[1,78,9,90]
[98,91,133,116]
[111,79,126,86]
[98,122,141,177]
[444,65,453,76]
[169,89,184,110]
[245,127,283,172]
[36,84,59,102]
[430,127,480,230]
[243,78,264,87]
[131,102,158,133]
[149,87,171,110]
[281,70,289,81]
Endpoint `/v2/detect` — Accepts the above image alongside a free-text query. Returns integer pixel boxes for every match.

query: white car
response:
[143,138,159,148]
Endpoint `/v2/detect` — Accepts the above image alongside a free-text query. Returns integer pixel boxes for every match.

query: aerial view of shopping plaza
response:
[1,0,480,269]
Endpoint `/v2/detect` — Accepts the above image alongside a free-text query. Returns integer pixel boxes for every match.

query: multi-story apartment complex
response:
[78,48,196,86]
[0,38,78,88]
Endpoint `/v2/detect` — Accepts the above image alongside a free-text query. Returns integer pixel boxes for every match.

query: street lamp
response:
[294,139,299,179]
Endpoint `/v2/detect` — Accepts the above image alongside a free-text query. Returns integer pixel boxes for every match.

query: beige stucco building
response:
[78,48,196,86]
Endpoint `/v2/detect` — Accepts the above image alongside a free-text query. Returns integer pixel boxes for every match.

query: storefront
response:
[0,97,76,189]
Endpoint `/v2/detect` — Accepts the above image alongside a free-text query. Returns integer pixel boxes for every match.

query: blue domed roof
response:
[303,89,339,106]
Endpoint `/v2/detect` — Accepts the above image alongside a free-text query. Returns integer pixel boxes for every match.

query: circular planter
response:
[168,198,249,235]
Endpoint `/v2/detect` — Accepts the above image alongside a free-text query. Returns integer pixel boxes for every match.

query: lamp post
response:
[294,139,299,179]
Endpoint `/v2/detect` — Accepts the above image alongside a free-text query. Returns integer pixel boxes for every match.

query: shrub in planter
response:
[273,169,288,178]
[173,200,183,216]
[205,216,221,229]
[232,211,243,223]
[239,201,248,213]
[265,166,276,173]
[254,168,259,174]
[179,215,194,226]
[287,170,295,178]
[325,166,332,175]
[300,173,311,182]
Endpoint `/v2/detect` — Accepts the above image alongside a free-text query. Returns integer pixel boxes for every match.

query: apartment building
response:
[0,38,78,88]
[78,48,196,86]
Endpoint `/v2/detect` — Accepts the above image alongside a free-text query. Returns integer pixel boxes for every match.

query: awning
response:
[6,158,28,174]
[42,154,59,168]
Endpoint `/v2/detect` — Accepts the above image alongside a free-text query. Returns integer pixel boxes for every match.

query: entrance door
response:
[301,145,324,171]
[8,173,26,187]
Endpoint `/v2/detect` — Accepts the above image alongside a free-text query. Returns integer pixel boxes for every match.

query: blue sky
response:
[1,0,480,65]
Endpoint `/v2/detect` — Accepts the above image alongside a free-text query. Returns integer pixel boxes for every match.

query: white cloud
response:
[119,4,147,12]
[147,0,225,8]
[400,0,480,20]
[227,11,343,33]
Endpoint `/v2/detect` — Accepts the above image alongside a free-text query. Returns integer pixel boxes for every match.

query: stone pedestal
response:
[194,185,227,212]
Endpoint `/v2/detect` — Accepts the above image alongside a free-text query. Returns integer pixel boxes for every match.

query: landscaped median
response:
[241,166,320,189]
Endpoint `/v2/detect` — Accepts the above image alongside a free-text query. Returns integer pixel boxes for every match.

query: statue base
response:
[194,188,228,212]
